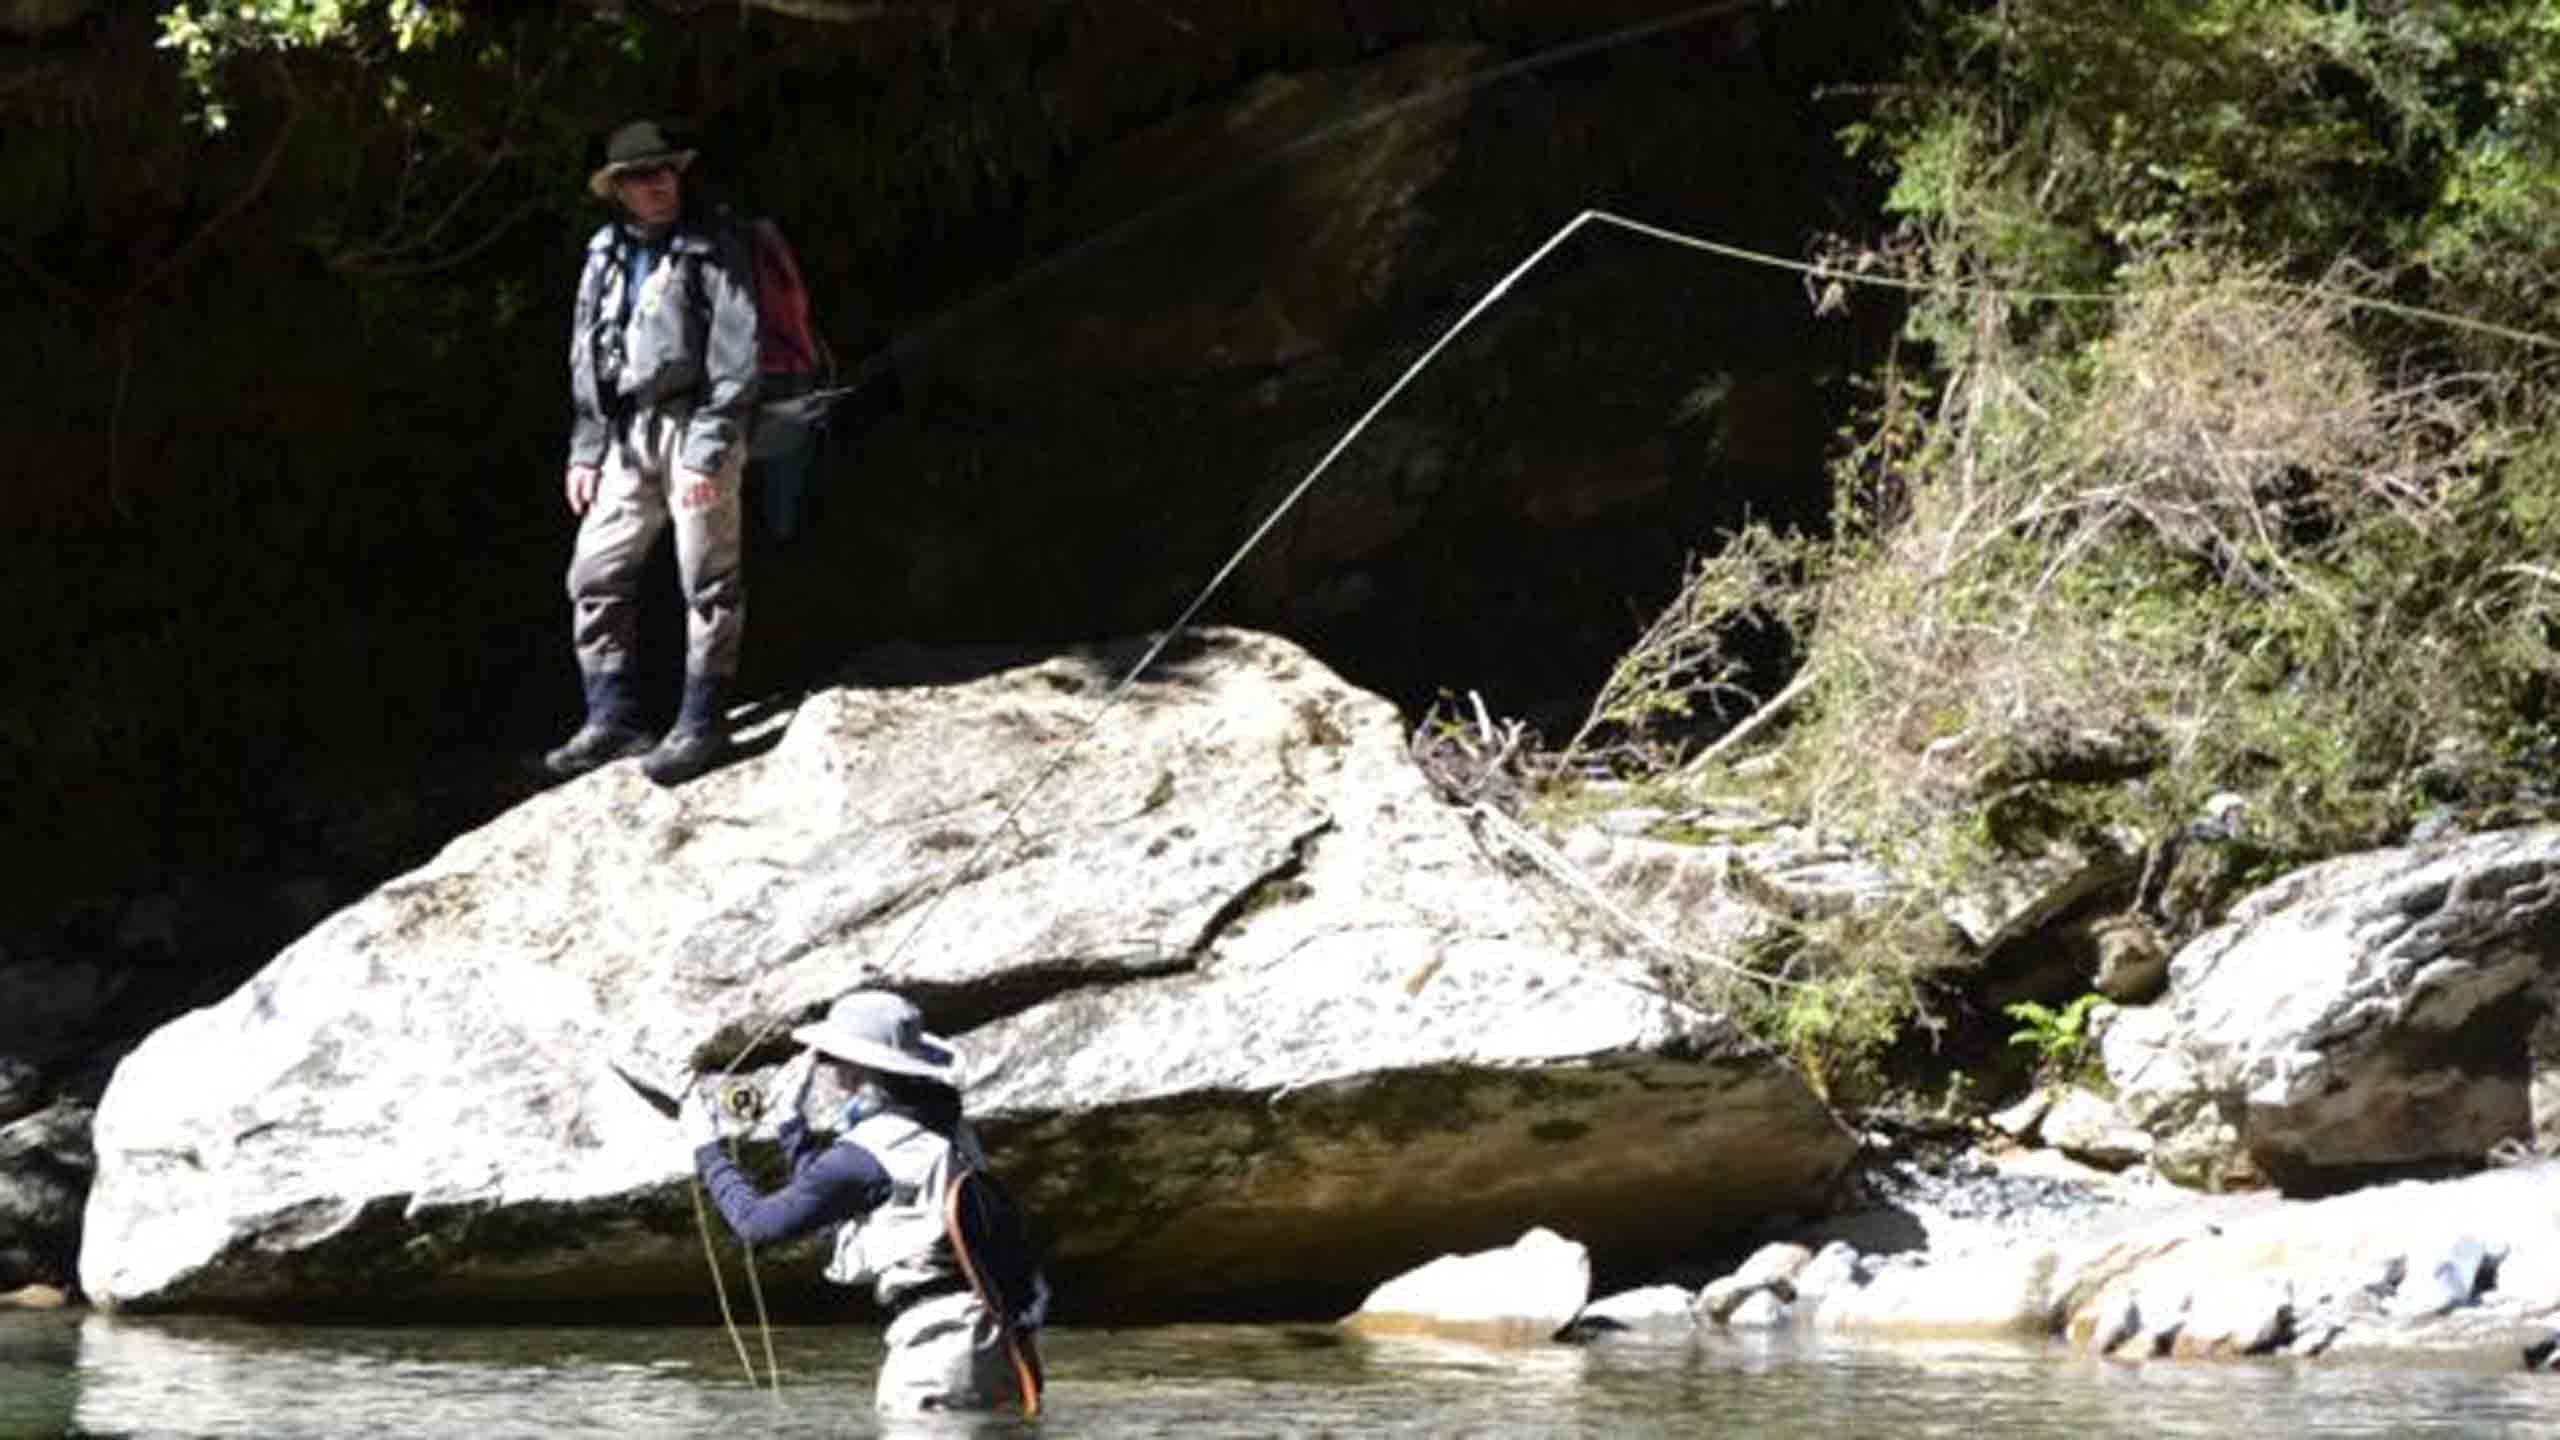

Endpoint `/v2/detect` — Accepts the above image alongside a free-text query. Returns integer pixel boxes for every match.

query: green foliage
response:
[1865,0,2560,350]
[1747,966,1917,1105]
[2003,993,2105,1083]
[160,1,463,130]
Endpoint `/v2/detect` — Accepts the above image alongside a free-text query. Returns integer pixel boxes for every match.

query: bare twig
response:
[1680,663,1822,775]
[1466,802,1807,989]
[331,193,546,278]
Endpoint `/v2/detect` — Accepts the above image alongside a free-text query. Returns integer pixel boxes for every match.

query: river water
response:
[7,1311,2557,1438]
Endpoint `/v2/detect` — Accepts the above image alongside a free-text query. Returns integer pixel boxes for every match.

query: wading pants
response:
[567,405,745,683]
[874,1291,1025,1416]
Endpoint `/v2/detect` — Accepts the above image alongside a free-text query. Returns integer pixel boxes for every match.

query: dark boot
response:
[543,670,654,779]
[642,674,728,787]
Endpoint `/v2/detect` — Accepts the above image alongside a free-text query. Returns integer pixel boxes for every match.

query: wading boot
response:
[642,673,728,787]
[542,670,654,779]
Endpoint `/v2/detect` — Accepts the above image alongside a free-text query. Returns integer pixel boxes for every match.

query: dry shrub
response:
[1774,256,2553,882]
[2062,262,2485,595]
[1558,521,1816,773]
[1595,253,2560,905]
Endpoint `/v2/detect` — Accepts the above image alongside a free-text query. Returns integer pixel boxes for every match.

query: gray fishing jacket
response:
[823,1110,984,1309]
[567,215,760,476]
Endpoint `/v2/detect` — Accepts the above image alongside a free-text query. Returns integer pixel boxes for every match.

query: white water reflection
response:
[29,1312,2560,1439]
[72,1316,744,1439]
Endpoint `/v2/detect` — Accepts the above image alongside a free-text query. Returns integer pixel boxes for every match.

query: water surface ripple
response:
[7,1312,2556,1438]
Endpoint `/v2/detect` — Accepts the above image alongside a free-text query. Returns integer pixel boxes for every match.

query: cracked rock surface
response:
[79,629,1851,1317]
[2105,825,2560,1188]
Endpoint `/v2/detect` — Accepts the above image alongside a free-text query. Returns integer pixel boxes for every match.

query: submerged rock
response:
[1341,1226,1589,1344]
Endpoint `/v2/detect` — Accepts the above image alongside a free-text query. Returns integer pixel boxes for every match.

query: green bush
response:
[1556,0,2560,1094]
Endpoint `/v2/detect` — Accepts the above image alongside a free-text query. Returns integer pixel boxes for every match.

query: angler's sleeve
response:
[678,224,761,477]
[567,241,610,469]
[694,1128,889,1249]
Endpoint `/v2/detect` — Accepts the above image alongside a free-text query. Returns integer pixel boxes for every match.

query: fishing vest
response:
[821,1110,987,1309]
[580,222,728,412]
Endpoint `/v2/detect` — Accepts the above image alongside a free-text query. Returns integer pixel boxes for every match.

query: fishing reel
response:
[717,1077,764,1123]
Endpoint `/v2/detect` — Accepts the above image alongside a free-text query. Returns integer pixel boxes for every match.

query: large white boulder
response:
[80,630,1853,1316]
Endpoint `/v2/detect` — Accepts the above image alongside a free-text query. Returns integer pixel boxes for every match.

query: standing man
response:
[544,118,759,787]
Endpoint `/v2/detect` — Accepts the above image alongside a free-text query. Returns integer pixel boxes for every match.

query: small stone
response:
[2093,920,2169,1003]
[1988,1090,2052,1140]
[1731,1241,1813,1288]
[1726,1289,1791,1329]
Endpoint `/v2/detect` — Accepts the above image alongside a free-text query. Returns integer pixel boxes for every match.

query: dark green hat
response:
[589,119,695,200]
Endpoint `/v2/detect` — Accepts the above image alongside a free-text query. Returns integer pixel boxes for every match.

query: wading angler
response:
[684,990,1049,1417]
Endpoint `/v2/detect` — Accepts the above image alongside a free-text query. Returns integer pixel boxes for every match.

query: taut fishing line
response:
[707,0,1786,1081]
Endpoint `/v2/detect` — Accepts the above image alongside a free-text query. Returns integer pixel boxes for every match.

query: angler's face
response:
[614,163,682,226]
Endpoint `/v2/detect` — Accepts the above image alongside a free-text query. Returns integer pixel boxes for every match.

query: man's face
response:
[613,162,682,226]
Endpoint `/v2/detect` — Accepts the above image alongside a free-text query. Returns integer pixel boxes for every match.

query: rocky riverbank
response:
[1353,1144,2560,1371]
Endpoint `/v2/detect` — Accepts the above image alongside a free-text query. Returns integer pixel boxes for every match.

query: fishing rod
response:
[703,0,1792,1078]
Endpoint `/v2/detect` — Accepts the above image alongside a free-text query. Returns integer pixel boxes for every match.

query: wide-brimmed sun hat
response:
[792,990,965,1083]
[588,119,696,200]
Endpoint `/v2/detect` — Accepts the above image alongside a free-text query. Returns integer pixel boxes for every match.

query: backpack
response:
[698,213,845,539]
[743,216,830,388]
[692,211,900,538]
[944,1165,1048,1416]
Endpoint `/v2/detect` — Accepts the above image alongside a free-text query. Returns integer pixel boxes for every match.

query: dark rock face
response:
[4,0,1896,941]
[0,0,92,39]
[0,1094,91,1290]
